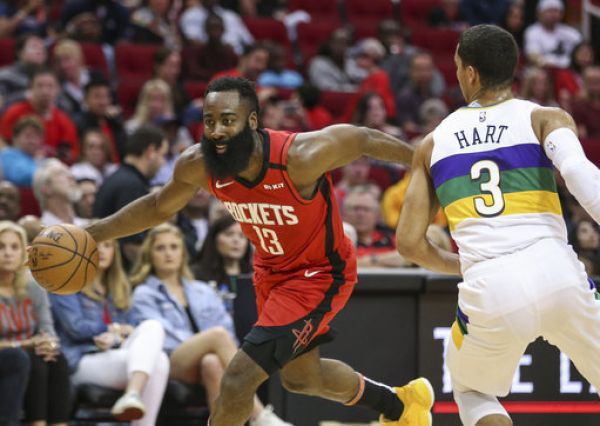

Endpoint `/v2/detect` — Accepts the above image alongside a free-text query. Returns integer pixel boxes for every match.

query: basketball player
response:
[396,25,600,426]
[85,77,434,425]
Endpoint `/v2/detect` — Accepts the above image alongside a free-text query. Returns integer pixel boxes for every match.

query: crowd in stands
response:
[0,0,598,424]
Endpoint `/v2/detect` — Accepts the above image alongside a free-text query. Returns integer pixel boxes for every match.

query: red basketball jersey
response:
[208,128,353,273]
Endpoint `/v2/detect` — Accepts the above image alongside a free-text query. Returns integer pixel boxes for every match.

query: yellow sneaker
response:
[379,377,434,425]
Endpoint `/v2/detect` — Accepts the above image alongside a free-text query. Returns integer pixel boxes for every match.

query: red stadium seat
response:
[117,78,145,119]
[289,0,340,21]
[297,21,340,62]
[80,43,109,77]
[184,81,208,99]
[411,27,460,54]
[0,38,15,67]
[320,91,357,121]
[115,42,159,81]
[581,139,600,166]
[346,0,395,37]
[242,17,290,45]
[18,187,40,218]
[401,0,442,28]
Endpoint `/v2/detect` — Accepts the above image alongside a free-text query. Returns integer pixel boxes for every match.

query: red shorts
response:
[242,247,357,373]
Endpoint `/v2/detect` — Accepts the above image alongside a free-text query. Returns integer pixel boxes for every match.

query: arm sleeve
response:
[543,127,600,224]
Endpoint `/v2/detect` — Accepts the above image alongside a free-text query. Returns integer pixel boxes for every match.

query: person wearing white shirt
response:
[180,0,254,55]
[524,0,581,68]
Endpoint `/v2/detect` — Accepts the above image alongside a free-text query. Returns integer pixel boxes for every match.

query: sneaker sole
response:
[419,378,435,426]
[113,406,145,421]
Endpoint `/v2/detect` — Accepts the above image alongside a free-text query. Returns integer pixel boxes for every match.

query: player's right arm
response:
[532,107,600,224]
[86,145,209,243]
[395,134,461,275]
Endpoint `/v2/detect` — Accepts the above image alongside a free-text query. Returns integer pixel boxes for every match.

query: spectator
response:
[180,0,254,55]
[151,116,193,186]
[17,214,41,243]
[342,186,408,268]
[571,219,600,276]
[74,178,97,219]
[343,38,395,122]
[182,13,238,82]
[0,344,30,426]
[52,39,105,117]
[418,98,449,137]
[70,129,118,185]
[211,42,270,82]
[193,215,252,316]
[50,236,169,424]
[125,79,193,151]
[130,223,290,425]
[93,125,167,267]
[502,0,526,48]
[0,221,70,426]
[460,0,510,26]
[32,158,85,226]
[429,0,468,31]
[555,41,595,110]
[0,68,80,165]
[294,84,333,130]
[334,157,378,205]
[524,0,581,68]
[572,66,600,139]
[178,189,212,253]
[0,115,44,187]
[395,51,445,135]
[0,181,21,221]
[0,0,46,38]
[352,92,403,139]
[0,33,47,109]
[257,42,303,89]
[520,67,559,107]
[308,28,357,92]
[130,0,180,48]
[61,0,130,45]
[76,78,126,162]
[153,47,189,118]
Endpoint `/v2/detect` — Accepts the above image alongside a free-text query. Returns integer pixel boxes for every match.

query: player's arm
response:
[532,107,600,224]
[86,145,209,243]
[289,124,414,185]
[395,134,460,275]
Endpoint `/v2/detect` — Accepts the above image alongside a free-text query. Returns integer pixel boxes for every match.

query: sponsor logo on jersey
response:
[215,180,235,189]
[264,183,285,190]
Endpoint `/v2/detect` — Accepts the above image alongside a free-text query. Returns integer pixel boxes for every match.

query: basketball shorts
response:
[446,237,600,397]
[242,250,357,374]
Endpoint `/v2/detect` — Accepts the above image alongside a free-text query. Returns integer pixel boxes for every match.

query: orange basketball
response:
[28,224,99,295]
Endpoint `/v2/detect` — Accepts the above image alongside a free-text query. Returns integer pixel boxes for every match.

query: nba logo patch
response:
[479,111,486,122]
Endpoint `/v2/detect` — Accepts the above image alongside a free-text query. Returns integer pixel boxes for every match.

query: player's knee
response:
[476,414,513,426]
[219,365,259,398]
[280,374,319,395]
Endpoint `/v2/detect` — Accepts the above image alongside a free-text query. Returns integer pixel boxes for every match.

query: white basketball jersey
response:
[431,99,568,271]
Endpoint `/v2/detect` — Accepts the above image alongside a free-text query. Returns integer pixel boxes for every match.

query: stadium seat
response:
[581,139,600,166]
[80,42,110,78]
[297,21,340,62]
[289,0,340,21]
[184,80,208,99]
[401,0,442,28]
[320,91,357,121]
[115,42,160,82]
[242,17,290,46]
[0,38,15,67]
[346,0,395,37]
[18,187,40,218]
[116,78,145,119]
[411,27,460,55]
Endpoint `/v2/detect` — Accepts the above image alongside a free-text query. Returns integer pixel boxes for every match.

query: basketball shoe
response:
[380,377,434,425]
[250,405,294,426]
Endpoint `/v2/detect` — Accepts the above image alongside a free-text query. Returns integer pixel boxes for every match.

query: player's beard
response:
[201,122,255,179]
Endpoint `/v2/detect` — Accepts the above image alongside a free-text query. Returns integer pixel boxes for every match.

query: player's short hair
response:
[457,24,518,90]
[205,77,259,115]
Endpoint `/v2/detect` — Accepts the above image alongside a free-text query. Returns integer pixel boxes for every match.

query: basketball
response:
[28,224,99,295]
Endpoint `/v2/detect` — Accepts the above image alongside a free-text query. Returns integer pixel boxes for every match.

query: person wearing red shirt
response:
[211,43,269,83]
[0,68,79,164]
[85,77,434,425]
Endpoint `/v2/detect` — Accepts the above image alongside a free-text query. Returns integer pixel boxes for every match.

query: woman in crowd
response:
[70,128,118,185]
[131,223,291,426]
[352,92,403,138]
[0,221,70,426]
[50,237,169,424]
[520,67,558,107]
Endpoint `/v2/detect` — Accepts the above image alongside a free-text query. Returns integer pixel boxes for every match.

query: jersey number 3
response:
[252,226,284,255]
[470,160,505,217]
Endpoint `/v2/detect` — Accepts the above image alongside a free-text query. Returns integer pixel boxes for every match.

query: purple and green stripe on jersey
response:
[431,144,562,231]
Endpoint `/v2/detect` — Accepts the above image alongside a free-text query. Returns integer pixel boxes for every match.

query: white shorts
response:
[447,237,600,397]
